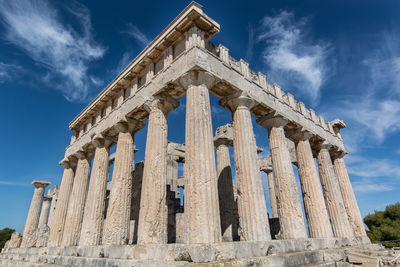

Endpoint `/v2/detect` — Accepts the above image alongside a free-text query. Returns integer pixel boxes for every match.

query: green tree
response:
[0,228,15,250]
[364,202,400,248]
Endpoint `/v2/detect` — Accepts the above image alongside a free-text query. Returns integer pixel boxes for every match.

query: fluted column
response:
[258,116,307,239]
[102,122,137,245]
[137,97,178,244]
[21,180,51,247]
[38,195,52,227]
[79,135,111,246]
[61,152,91,246]
[48,160,75,247]
[332,153,367,237]
[290,131,333,238]
[214,124,238,242]
[223,95,271,241]
[47,186,59,229]
[179,70,221,244]
[266,170,278,218]
[317,142,353,238]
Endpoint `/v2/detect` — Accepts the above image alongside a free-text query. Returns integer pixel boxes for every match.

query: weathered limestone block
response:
[36,225,50,247]
[332,153,367,237]
[214,124,239,242]
[48,160,75,247]
[257,115,307,239]
[266,170,278,218]
[21,180,51,247]
[79,135,111,246]
[223,94,271,241]
[316,142,353,238]
[103,123,136,245]
[62,154,91,246]
[4,232,22,249]
[289,131,333,238]
[137,97,178,244]
[180,70,221,244]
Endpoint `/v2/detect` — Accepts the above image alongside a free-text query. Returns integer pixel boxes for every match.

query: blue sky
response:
[0,0,399,233]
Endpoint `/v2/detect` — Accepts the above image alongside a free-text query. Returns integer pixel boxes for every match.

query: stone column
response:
[38,195,52,227]
[316,142,353,238]
[47,186,59,228]
[214,124,239,242]
[166,154,179,196]
[21,180,51,247]
[61,152,91,246]
[290,131,333,238]
[223,94,271,241]
[266,170,278,218]
[102,122,136,245]
[332,152,367,237]
[48,160,75,247]
[258,116,307,239]
[179,70,221,244]
[79,135,111,246]
[137,97,178,244]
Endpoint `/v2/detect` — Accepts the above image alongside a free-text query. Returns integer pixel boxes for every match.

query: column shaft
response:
[232,103,271,241]
[48,166,75,246]
[182,71,221,244]
[333,156,367,236]
[296,138,333,238]
[21,184,46,247]
[267,171,278,218]
[317,146,353,238]
[216,143,238,241]
[61,156,90,246]
[79,144,109,246]
[267,122,307,239]
[102,130,134,245]
[38,197,51,227]
[137,103,168,244]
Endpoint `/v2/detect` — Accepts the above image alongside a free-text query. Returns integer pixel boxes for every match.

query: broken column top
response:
[214,124,233,146]
[32,180,51,188]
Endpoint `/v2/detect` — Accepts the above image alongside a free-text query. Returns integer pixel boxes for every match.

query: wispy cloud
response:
[112,52,132,75]
[0,0,105,102]
[346,155,400,178]
[257,10,330,104]
[0,62,21,81]
[0,180,30,187]
[124,23,150,48]
[353,182,394,193]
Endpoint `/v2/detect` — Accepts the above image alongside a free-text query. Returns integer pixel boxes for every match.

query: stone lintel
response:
[32,180,51,188]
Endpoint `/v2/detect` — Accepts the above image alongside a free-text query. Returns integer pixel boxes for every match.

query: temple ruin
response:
[1,2,392,266]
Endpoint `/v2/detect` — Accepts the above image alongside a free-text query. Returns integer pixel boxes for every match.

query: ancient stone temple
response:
[1,2,390,266]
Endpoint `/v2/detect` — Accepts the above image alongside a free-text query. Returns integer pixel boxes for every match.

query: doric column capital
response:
[114,118,145,134]
[43,195,52,202]
[92,134,112,148]
[286,129,314,142]
[330,148,348,160]
[32,180,51,189]
[143,96,179,115]
[179,70,215,90]
[75,150,89,160]
[257,113,289,131]
[316,141,333,151]
[214,124,233,147]
[220,92,256,112]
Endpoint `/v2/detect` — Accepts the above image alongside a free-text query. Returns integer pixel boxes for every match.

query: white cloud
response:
[112,52,133,75]
[353,182,394,193]
[257,11,330,104]
[0,180,30,187]
[346,155,400,178]
[124,23,150,48]
[0,62,21,81]
[0,0,105,102]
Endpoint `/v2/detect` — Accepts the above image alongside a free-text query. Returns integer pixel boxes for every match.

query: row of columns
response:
[24,69,365,249]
